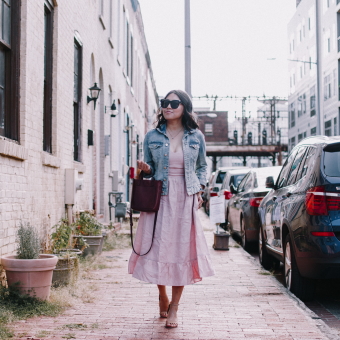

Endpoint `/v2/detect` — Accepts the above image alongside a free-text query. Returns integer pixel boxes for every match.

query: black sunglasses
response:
[160,99,182,109]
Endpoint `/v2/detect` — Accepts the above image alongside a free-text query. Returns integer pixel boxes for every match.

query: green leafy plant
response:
[51,219,73,254]
[16,223,41,259]
[74,213,102,236]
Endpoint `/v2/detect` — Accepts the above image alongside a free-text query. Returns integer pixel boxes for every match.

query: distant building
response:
[288,0,339,150]
[0,0,158,256]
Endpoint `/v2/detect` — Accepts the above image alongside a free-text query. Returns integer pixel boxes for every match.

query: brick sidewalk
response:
[10,210,339,340]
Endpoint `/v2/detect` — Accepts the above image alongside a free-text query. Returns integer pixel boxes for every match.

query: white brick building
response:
[288,0,340,149]
[0,0,158,256]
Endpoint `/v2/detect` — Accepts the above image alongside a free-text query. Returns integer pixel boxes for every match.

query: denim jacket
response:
[143,123,207,196]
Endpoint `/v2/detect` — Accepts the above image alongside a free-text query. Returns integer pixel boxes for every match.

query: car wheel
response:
[240,217,250,251]
[284,234,315,301]
[204,200,210,215]
[259,226,280,270]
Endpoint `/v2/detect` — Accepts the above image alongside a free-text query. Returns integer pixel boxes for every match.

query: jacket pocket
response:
[149,142,163,161]
[189,143,199,160]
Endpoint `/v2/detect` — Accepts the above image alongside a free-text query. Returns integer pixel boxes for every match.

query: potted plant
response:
[49,219,81,287]
[1,223,58,300]
[73,212,103,256]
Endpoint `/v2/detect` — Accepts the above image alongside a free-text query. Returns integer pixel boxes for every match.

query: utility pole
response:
[241,97,247,146]
[184,0,192,97]
[315,0,322,135]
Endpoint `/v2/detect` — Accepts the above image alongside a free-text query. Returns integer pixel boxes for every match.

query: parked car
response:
[258,136,340,301]
[204,167,242,215]
[219,168,251,226]
[227,166,282,250]
[202,171,215,210]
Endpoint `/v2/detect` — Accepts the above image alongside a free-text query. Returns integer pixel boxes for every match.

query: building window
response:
[298,96,302,118]
[310,86,316,116]
[205,123,213,135]
[338,13,340,52]
[308,17,311,30]
[290,136,296,150]
[125,20,129,78]
[325,119,332,136]
[73,39,82,162]
[43,3,53,153]
[130,34,133,87]
[324,74,331,100]
[311,127,316,136]
[298,133,303,142]
[290,102,295,128]
[334,117,337,135]
[0,0,20,140]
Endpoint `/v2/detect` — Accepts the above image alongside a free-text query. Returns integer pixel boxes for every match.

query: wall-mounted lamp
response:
[105,100,118,117]
[87,83,101,110]
[123,123,134,133]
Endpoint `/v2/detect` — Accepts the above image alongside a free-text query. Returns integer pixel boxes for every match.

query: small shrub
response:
[16,223,41,259]
[74,213,102,236]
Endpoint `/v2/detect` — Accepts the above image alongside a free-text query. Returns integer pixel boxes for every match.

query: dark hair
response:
[155,90,199,130]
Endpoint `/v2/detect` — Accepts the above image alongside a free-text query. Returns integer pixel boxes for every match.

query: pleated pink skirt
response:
[128,175,215,286]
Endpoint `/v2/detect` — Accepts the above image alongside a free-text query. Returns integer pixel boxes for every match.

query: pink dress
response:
[128,148,215,286]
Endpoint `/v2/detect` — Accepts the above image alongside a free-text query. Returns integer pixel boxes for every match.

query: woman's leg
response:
[166,286,184,327]
[158,285,170,317]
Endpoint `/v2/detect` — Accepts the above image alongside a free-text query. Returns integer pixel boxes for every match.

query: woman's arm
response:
[196,131,207,188]
[142,132,155,178]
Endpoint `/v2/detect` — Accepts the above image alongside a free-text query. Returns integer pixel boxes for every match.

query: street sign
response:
[209,195,225,224]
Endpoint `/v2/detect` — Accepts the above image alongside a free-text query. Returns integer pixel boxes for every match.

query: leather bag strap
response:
[129,193,196,257]
[130,209,158,256]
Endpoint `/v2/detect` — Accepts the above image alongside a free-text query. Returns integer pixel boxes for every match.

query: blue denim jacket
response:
[143,123,207,196]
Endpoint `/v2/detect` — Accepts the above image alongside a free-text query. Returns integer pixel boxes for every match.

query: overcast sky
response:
[139,0,297,113]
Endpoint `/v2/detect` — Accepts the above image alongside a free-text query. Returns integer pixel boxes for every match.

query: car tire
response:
[284,234,315,301]
[241,217,250,251]
[259,226,280,270]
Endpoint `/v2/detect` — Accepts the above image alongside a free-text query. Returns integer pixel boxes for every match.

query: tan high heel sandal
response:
[165,303,179,328]
[159,295,170,318]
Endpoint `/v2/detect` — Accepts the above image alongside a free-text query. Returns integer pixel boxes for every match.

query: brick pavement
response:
[9,210,340,340]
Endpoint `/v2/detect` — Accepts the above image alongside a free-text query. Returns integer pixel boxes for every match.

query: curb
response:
[230,237,340,340]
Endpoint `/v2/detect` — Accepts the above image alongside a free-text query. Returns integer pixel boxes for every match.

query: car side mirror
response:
[265,176,275,189]
[230,184,238,194]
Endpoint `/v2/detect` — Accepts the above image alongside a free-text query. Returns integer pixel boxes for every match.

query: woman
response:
[128,90,215,328]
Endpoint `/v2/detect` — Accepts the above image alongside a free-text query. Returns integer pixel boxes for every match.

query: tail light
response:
[210,188,218,197]
[305,186,340,215]
[311,231,335,236]
[224,190,232,200]
[249,197,263,207]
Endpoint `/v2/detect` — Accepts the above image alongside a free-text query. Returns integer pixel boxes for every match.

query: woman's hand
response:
[197,193,203,209]
[137,160,151,174]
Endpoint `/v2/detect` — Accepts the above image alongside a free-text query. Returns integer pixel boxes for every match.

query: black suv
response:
[258,136,340,300]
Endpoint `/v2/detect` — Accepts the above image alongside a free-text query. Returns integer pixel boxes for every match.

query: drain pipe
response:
[66,204,73,225]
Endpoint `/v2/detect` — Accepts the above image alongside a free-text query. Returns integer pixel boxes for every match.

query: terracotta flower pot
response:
[1,254,58,300]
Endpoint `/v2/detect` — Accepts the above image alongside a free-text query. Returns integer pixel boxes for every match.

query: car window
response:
[276,147,300,188]
[296,147,316,181]
[229,174,246,188]
[286,146,308,186]
[238,173,249,192]
[324,144,340,177]
[244,173,253,191]
[215,171,226,184]
[254,167,282,187]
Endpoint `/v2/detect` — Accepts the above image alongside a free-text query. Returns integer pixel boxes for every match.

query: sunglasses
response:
[160,99,182,109]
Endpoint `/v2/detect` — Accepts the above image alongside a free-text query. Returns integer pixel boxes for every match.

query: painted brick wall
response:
[0,0,158,258]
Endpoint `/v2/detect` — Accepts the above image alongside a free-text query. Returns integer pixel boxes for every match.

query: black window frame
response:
[0,0,20,141]
[73,38,83,162]
[43,2,54,153]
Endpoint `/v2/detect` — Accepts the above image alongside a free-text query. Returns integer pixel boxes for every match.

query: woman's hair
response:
[155,90,199,130]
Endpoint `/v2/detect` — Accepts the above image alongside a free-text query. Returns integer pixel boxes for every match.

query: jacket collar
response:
[156,123,195,136]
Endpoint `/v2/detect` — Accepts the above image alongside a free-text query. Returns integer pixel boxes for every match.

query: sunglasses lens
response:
[160,99,169,108]
[170,101,180,109]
